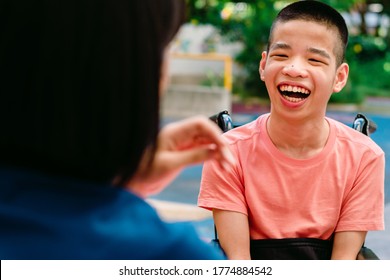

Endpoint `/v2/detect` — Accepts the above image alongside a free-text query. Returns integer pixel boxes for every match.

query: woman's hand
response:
[128,116,235,196]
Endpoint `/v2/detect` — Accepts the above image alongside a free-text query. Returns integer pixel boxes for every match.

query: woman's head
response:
[0,0,185,185]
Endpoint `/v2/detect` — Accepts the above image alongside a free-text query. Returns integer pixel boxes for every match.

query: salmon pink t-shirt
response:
[198,113,384,240]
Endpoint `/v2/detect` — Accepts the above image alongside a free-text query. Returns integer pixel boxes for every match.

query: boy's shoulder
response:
[222,113,268,145]
[328,117,384,156]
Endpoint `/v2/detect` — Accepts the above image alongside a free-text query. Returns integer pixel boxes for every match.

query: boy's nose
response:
[282,63,308,78]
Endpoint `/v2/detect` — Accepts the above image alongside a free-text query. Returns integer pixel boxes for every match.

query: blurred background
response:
[152,0,390,259]
[165,0,390,113]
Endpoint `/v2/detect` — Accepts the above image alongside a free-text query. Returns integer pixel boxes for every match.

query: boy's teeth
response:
[280,85,309,94]
[279,84,311,103]
[283,95,305,103]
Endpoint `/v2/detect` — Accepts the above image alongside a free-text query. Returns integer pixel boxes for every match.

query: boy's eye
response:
[309,58,328,65]
[271,53,288,59]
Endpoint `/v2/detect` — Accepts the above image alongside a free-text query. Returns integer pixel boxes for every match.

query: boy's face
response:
[259,20,349,120]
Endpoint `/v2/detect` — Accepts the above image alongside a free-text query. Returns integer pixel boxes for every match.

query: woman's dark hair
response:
[0,0,186,185]
[268,0,348,66]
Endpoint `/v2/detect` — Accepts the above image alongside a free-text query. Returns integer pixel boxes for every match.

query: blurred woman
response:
[0,0,233,259]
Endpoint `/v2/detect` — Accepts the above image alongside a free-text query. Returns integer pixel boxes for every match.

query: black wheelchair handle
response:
[209,110,234,133]
[352,113,377,136]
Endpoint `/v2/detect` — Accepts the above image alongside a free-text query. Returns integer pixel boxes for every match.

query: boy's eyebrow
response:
[269,42,291,51]
[308,47,331,59]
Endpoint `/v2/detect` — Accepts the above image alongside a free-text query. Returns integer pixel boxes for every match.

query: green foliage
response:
[332,35,390,103]
[347,36,388,62]
[200,69,224,87]
[329,80,366,104]
[233,1,276,99]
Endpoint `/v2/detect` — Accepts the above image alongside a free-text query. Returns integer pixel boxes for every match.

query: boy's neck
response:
[266,114,330,159]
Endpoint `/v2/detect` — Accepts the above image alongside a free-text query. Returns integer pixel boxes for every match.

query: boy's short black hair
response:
[268,0,348,65]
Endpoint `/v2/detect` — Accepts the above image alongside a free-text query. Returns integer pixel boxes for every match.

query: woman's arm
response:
[128,116,235,196]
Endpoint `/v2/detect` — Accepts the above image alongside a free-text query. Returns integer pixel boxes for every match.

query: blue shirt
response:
[0,167,225,260]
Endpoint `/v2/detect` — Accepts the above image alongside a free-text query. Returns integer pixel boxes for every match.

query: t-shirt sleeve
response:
[335,150,385,232]
[198,143,248,216]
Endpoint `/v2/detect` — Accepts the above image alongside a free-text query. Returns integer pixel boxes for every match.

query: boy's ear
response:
[259,51,267,81]
[333,62,349,93]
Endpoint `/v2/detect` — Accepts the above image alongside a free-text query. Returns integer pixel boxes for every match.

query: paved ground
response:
[151,100,390,259]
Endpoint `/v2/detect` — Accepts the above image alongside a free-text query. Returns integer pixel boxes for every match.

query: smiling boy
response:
[198,1,385,260]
